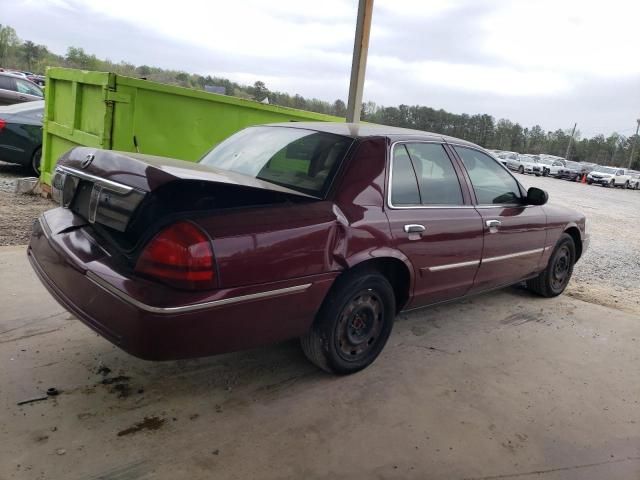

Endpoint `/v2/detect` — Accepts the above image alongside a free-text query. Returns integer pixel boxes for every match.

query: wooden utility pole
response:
[565,122,577,160]
[628,119,640,169]
[346,0,374,123]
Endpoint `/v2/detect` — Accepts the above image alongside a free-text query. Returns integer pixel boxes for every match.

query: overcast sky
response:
[3,0,639,137]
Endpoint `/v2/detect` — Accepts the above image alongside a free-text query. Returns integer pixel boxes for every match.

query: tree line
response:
[0,24,637,169]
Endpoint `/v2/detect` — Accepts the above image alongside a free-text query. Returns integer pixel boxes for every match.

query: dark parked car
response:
[0,100,44,174]
[0,72,44,105]
[28,123,589,374]
[556,160,585,181]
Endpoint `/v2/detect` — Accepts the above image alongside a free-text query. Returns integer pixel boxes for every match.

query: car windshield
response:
[200,126,353,197]
[594,166,617,174]
[537,158,553,165]
[565,161,581,168]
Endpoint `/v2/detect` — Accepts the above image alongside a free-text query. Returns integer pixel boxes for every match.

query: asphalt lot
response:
[0,166,639,479]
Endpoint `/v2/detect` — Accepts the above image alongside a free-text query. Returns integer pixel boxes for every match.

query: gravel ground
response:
[0,161,55,246]
[519,173,640,315]
[0,161,637,313]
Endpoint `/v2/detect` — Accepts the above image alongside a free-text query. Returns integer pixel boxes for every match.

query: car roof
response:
[264,122,479,147]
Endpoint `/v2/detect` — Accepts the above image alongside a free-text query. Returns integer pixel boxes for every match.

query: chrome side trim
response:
[86,271,312,314]
[482,248,544,264]
[57,166,133,194]
[427,259,480,272]
[475,204,533,209]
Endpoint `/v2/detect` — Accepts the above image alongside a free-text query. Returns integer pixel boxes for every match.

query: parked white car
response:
[494,151,518,167]
[628,172,640,190]
[587,166,632,188]
[537,157,565,177]
[505,154,541,175]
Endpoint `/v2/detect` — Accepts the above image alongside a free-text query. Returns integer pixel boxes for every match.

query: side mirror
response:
[527,187,548,206]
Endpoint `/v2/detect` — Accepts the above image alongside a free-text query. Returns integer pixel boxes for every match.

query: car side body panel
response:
[28,124,589,361]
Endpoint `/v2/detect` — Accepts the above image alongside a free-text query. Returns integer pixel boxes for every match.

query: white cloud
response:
[481,0,640,77]
[61,0,357,59]
[368,55,571,97]
[6,0,640,133]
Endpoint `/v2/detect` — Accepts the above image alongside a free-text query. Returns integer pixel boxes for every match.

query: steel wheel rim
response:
[335,290,383,362]
[551,246,571,291]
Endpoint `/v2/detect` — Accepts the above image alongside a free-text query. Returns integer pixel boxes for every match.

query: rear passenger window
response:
[405,143,463,205]
[0,76,14,90]
[391,145,420,205]
[390,143,463,206]
[455,147,522,205]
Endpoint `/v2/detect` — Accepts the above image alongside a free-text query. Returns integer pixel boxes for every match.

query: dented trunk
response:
[51,147,317,248]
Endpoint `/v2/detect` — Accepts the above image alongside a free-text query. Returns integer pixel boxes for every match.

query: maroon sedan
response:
[28,123,588,374]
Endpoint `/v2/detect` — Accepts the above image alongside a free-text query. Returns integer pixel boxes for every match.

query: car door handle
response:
[404,224,426,234]
[18,95,27,101]
[485,220,501,232]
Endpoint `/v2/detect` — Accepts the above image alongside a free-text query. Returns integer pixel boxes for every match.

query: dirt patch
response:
[117,416,166,437]
[566,283,640,316]
[0,162,53,246]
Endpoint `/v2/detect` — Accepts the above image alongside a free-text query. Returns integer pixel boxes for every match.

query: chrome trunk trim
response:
[57,166,134,194]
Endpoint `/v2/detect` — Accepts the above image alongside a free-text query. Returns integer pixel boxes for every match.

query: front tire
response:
[31,147,42,176]
[518,166,525,174]
[301,271,395,374]
[526,233,576,298]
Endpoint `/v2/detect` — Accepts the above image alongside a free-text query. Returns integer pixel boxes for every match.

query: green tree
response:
[0,24,19,65]
[252,81,270,102]
[65,46,99,69]
[332,99,346,117]
[20,40,46,70]
[136,65,152,76]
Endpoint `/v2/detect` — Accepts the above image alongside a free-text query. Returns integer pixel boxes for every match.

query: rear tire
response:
[526,233,576,298]
[31,147,42,176]
[301,271,396,374]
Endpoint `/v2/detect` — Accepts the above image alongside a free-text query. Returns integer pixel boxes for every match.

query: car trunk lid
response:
[52,147,316,233]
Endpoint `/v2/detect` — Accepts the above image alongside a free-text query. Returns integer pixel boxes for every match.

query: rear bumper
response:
[28,208,337,360]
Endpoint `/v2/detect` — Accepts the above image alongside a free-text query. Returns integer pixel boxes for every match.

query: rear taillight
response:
[135,221,216,290]
[0,119,6,132]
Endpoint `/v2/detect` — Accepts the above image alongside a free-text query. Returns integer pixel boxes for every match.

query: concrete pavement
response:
[1,245,639,480]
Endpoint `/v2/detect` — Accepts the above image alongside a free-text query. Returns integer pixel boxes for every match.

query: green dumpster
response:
[41,67,343,185]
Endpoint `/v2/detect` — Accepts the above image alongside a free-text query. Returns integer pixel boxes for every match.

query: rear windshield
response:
[200,126,353,197]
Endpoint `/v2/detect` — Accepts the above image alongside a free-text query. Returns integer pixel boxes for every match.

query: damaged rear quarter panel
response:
[201,137,408,291]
